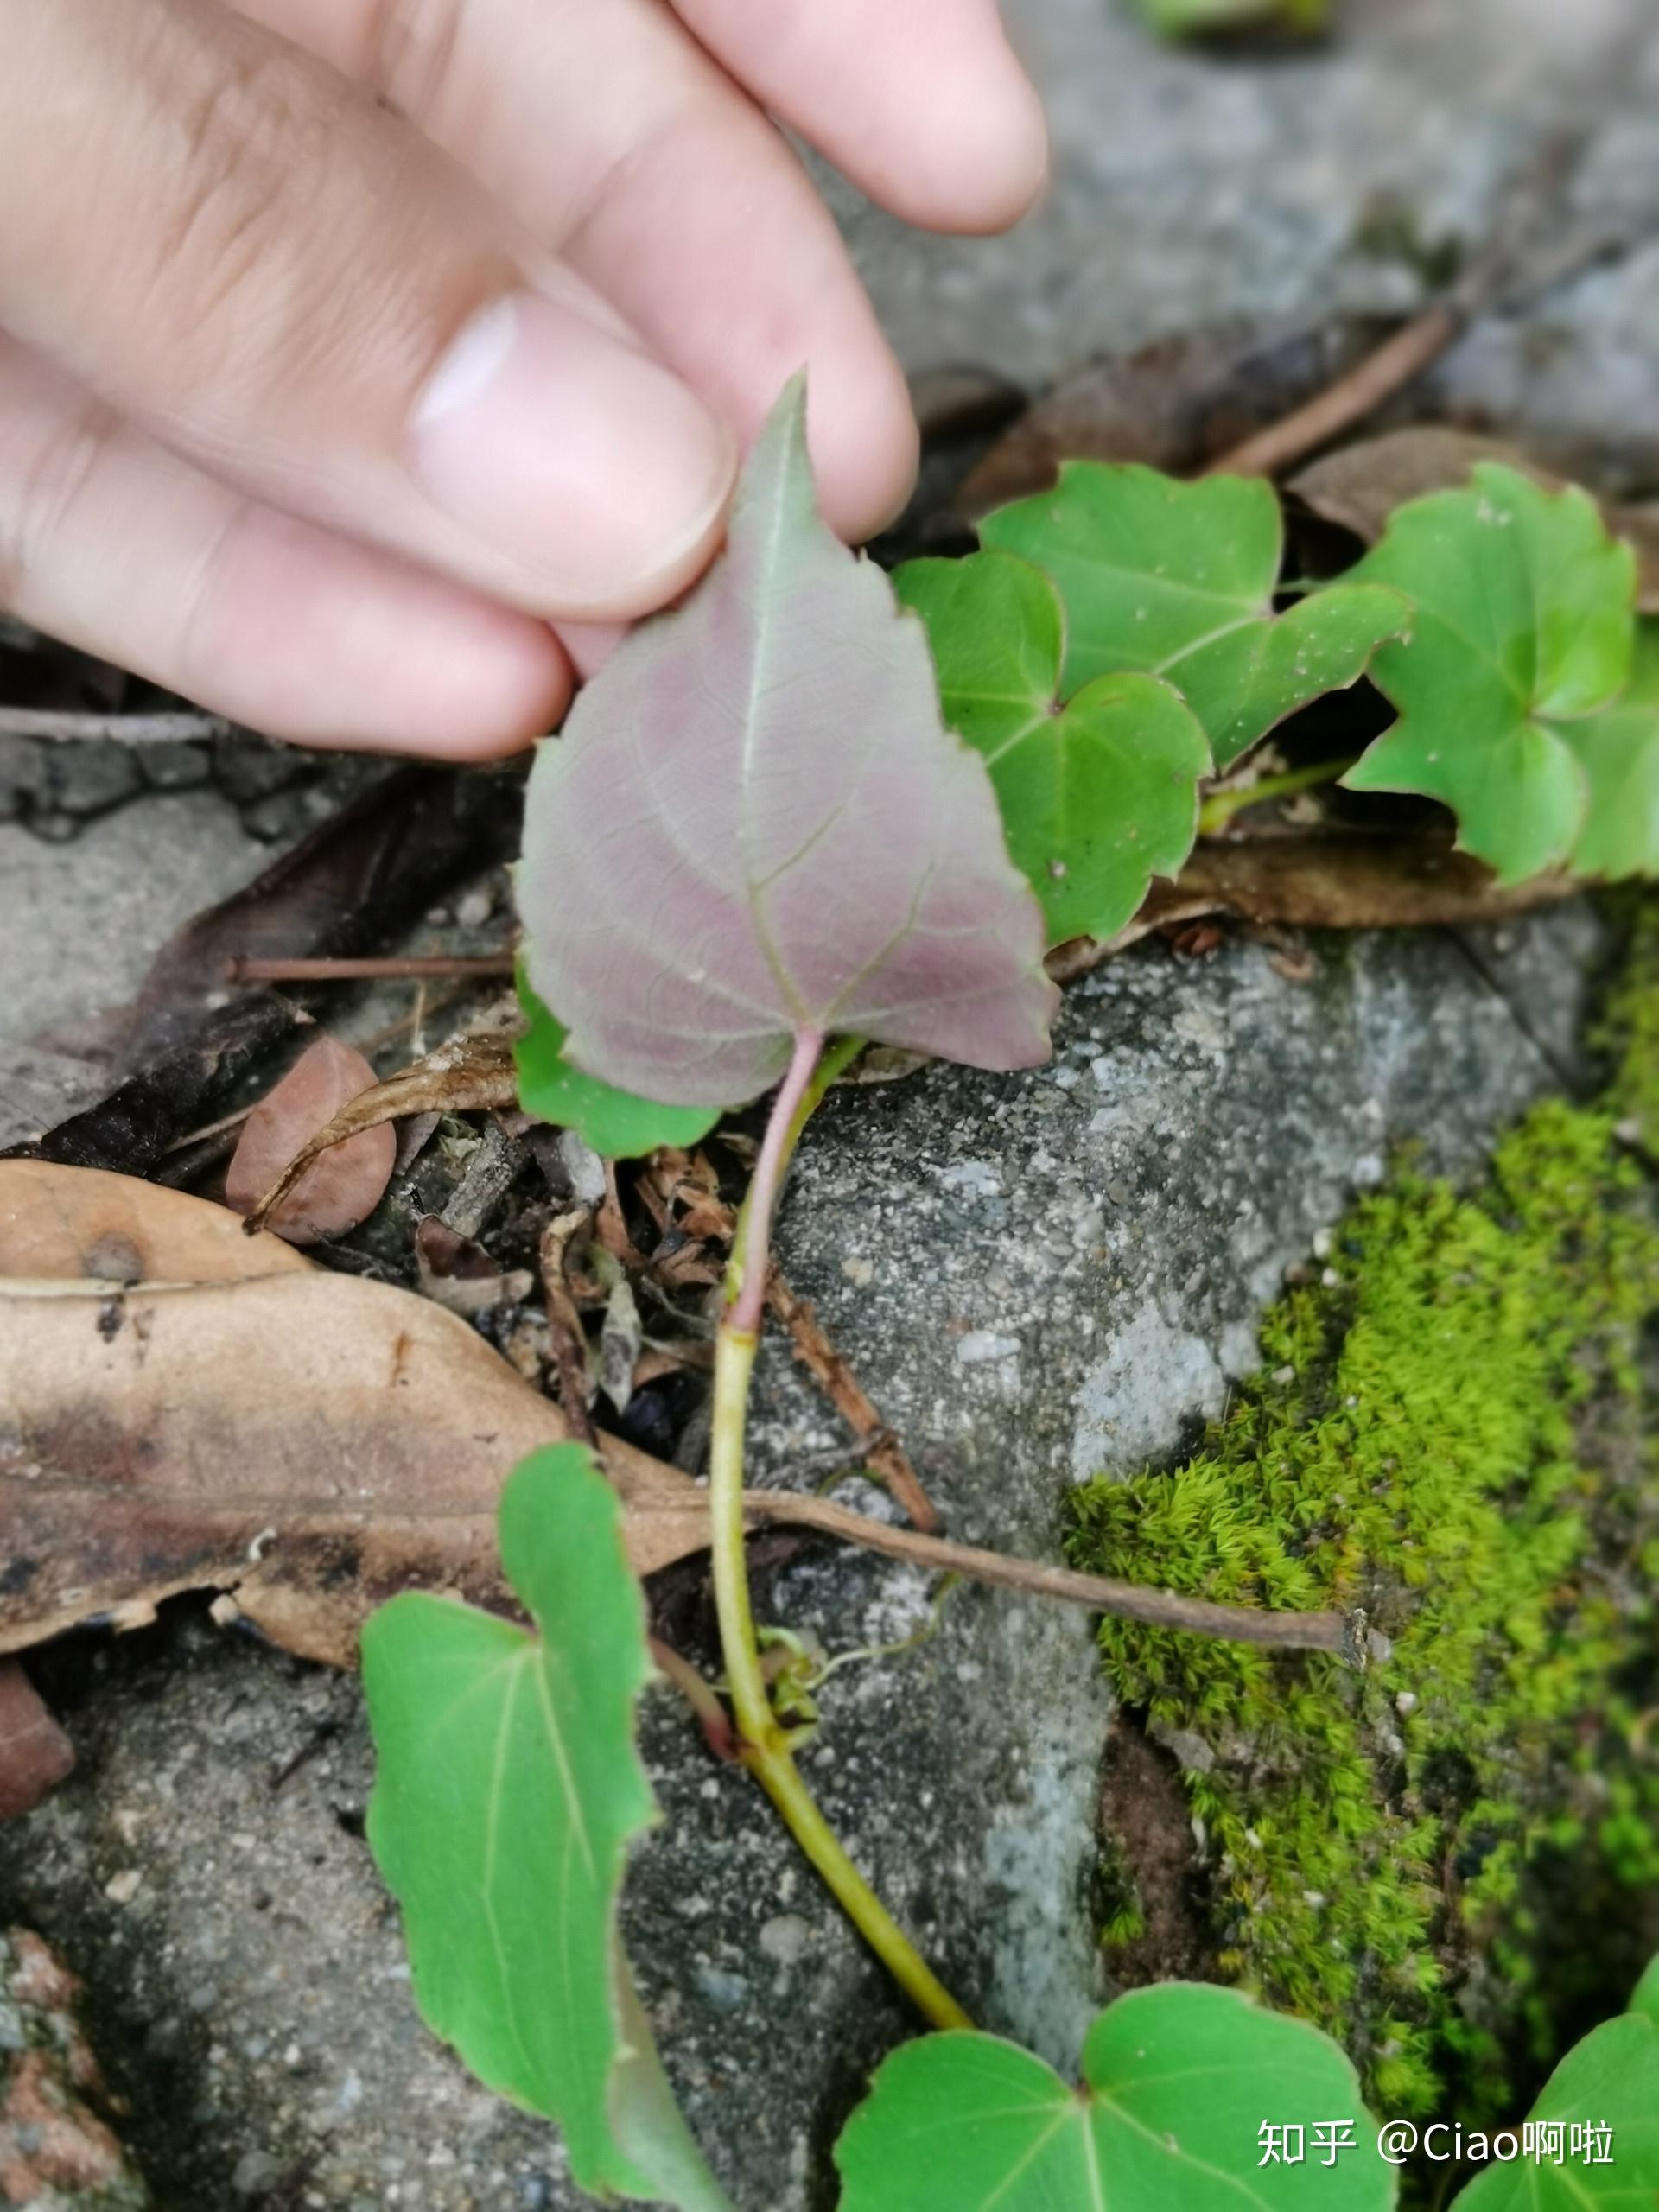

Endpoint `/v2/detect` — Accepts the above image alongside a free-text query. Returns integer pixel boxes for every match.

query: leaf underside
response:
[518,378,1055,1108]
[1343,461,1638,884]
[895,550,1212,944]
[363,1446,730,2210]
[978,461,1406,770]
[835,1982,1394,2212]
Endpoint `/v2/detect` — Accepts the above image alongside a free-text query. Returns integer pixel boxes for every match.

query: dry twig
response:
[742,1490,1369,1662]
[765,1268,939,1531]
[0,708,231,744]
[227,954,515,984]
[539,1210,598,1445]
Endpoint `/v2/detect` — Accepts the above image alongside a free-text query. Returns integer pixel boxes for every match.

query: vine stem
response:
[1198,756,1359,837]
[710,1029,971,2031]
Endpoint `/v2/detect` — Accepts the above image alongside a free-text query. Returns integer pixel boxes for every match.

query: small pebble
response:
[757,1915,811,1967]
[104,1867,143,1904]
[233,2150,285,2197]
[955,1330,1020,1365]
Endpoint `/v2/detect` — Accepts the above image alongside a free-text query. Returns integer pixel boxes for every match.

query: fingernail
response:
[410,291,735,613]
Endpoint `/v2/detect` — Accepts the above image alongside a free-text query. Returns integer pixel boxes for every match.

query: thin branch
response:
[0,708,231,745]
[227,954,515,984]
[765,1268,940,1531]
[1208,306,1459,480]
[741,1490,1370,1663]
[539,1211,598,1445]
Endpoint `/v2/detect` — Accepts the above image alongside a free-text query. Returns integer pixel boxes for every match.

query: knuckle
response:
[159,40,330,340]
[0,389,120,614]
[364,0,466,124]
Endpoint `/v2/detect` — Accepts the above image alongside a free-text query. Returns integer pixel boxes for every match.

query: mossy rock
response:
[1069,912,1659,2137]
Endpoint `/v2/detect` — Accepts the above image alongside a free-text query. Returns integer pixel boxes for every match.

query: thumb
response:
[0,0,736,621]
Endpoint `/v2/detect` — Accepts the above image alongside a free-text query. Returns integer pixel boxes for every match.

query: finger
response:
[669,0,1048,233]
[237,0,919,543]
[0,0,735,621]
[0,337,569,754]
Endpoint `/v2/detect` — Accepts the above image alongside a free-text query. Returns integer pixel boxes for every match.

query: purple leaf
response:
[518,380,1057,1107]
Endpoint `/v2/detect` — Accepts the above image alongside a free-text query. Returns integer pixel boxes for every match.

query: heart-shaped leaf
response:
[835,1982,1395,2211]
[1560,621,1659,881]
[518,379,1056,1108]
[514,971,720,1156]
[894,550,1211,944]
[1449,2007,1659,2210]
[1343,461,1638,883]
[363,1445,731,2210]
[978,462,1406,768]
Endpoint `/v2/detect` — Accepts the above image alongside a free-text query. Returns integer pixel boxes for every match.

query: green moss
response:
[1068,956,1659,2124]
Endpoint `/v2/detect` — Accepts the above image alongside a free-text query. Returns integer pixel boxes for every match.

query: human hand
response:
[0,0,1044,755]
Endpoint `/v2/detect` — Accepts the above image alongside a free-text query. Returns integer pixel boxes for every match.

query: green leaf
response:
[978,462,1406,768]
[515,971,721,1157]
[1343,461,1637,884]
[1560,621,1659,880]
[1631,1955,1659,2028]
[895,550,1211,943]
[1449,2012,1659,2210]
[363,1445,731,2210]
[835,1982,1395,2211]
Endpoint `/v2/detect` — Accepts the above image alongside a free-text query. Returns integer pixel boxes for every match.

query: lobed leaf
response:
[514,971,720,1155]
[978,462,1406,768]
[1560,621,1659,881]
[835,1982,1395,2211]
[1343,461,1637,883]
[895,550,1211,944]
[363,1446,730,2209]
[518,379,1055,1108]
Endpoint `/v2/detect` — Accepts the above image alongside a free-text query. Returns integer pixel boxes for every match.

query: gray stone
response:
[837,0,1659,429]
[0,793,273,1077]
[48,741,145,819]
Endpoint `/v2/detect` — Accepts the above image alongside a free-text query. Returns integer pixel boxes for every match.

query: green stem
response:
[710,1031,971,2033]
[1198,755,1357,836]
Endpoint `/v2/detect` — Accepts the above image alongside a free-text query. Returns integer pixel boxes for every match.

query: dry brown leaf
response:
[226,1034,397,1246]
[239,1030,519,1235]
[0,1159,309,1283]
[1290,426,1659,611]
[412,1216,532,1318]
[1046,836,1574,982]
[1,1166,723,1669]
[0,1661,74,1820]
[957,317,1389,514]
